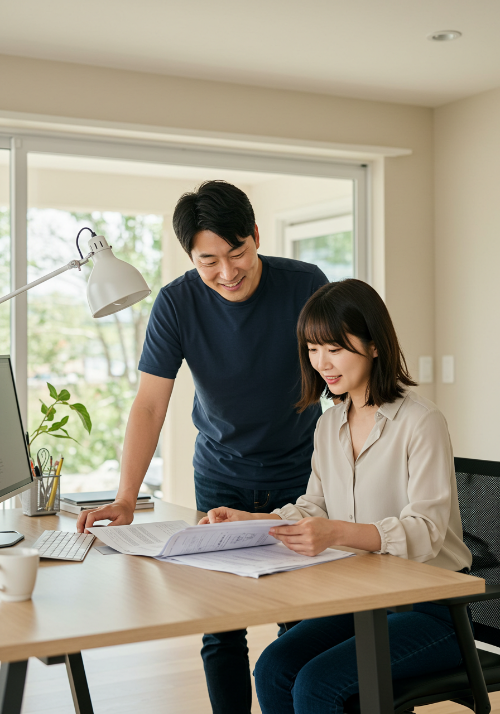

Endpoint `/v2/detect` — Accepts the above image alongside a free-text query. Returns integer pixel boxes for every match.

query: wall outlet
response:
[442,355,455,384]
[419,356,434,384]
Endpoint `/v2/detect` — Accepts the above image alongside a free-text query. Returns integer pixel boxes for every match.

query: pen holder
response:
[22,475,60,517]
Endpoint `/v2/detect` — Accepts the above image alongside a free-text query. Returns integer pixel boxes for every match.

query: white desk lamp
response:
[0,227,151,316]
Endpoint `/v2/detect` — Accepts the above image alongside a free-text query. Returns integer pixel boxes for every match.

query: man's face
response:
[191,227,262,302]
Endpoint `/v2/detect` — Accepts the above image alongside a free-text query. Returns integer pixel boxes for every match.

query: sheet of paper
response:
[158,542,354,578]
[158,519,296,557]
[88,520,190,556]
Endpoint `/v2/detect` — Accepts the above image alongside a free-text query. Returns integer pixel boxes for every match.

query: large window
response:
[27,206,162,491]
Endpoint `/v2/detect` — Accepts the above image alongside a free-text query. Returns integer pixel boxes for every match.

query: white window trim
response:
[278,191,367,283]
[0,129,370,423]
[285,215,353,245]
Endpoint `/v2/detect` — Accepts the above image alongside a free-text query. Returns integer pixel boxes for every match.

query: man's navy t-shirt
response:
[138,254,328,490]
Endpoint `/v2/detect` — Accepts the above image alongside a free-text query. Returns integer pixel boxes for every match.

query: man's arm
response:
[76,373,174,532]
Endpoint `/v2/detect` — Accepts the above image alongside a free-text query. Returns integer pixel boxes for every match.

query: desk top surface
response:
[0,502,484,661]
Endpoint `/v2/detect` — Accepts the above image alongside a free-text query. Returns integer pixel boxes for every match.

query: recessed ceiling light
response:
[427,30,462,42]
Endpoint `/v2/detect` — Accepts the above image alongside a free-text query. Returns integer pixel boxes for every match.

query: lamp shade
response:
[86,235,151,318]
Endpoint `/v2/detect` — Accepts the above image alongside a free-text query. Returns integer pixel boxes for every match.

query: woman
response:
[201,279,472,714]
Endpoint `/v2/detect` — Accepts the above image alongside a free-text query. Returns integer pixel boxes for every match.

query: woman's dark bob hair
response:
[296,279,416,412]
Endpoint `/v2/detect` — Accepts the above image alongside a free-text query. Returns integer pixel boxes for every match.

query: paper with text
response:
[159,542,354,578]
[88,520,191,556]
[88,519,296,557]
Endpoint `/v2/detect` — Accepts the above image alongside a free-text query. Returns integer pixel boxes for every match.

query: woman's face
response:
[307,334,377,398]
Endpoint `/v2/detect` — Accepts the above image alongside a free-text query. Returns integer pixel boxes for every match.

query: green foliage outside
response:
[293,231,353,268]
[24,210,162,474]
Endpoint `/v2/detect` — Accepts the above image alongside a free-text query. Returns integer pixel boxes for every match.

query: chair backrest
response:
[455,457,500,647]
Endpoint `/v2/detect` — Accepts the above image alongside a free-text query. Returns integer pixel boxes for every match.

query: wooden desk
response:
[0,502,484,714]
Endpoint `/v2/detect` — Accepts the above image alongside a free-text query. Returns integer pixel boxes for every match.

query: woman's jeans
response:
[254,602,467,714]
[195,470,306,714]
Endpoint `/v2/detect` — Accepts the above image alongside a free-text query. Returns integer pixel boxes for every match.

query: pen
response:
[34,464,47,504]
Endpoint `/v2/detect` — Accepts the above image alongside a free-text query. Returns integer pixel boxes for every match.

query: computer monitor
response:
[0,356,33,546]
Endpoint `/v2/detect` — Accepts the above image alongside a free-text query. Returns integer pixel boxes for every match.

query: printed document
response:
[88,519,296,557]
[88,519,355,577]
[159,542,354,578]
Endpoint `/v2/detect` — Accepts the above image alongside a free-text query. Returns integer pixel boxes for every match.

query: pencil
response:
[46,456,64,510]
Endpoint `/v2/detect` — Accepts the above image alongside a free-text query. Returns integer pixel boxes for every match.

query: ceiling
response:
[2,0,500,107]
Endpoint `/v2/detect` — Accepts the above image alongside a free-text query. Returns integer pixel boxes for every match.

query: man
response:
[78,180,328,714]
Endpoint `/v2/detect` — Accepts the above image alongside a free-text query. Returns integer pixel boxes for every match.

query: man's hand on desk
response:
[198,507,282,525]
[76,499,135,533]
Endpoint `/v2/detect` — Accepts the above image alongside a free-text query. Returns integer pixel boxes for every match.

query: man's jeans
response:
[195,470,306,714]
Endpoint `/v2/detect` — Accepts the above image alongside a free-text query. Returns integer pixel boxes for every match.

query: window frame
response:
[0,130,369,423]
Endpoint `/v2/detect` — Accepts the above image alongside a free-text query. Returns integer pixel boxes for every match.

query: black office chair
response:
[345,456,500,714]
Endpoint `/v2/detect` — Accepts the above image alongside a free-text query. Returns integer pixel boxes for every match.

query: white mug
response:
[0,547,40,602]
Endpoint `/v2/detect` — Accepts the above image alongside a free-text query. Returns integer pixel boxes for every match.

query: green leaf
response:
[38,426,48,432]
[45,406,56,422]
[40,401,48,415]
[47,415,69,432]
[50,434,79,443]
[60,428,79,442]
[47,382,58,400]
[70,403,92,434]
[58,389,70,401]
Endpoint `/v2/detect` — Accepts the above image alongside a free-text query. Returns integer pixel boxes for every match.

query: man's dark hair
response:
[172,180,256,255]
[296,279,417,412]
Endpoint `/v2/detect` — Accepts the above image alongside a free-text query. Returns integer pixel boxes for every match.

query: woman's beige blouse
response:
[274,390,472,571]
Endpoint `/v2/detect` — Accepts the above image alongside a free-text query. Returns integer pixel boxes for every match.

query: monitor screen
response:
[0,356,32,502]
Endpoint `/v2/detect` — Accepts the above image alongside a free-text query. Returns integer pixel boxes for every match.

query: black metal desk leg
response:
[354,609,394,714]
[0,660,28,714]
[65,653,94,714]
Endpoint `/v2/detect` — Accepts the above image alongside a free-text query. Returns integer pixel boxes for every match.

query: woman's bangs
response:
[302,318,338,346]
[299,301,357,352]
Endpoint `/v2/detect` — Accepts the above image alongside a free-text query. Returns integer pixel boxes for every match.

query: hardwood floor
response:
[18,623,500,713]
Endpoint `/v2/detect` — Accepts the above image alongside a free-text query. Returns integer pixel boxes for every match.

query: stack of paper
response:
[162,542,354,578]
[88,519,354,577]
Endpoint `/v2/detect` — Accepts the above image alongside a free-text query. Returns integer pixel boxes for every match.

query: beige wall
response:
[435,87,500,459]
[0,54,436,505]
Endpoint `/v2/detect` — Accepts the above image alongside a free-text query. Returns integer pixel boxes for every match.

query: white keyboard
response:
[32,531,95,561]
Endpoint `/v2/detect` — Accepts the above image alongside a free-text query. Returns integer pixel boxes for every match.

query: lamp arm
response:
[0,253,93,306]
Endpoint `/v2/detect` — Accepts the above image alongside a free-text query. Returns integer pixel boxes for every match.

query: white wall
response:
[435,87,500,459]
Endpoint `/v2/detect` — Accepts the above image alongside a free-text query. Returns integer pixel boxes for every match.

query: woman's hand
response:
[269,518,381,555]
[198,507,255,524]
[269,517,340,556]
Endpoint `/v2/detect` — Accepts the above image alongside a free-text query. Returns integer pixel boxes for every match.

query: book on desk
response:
[60,490,154,514]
